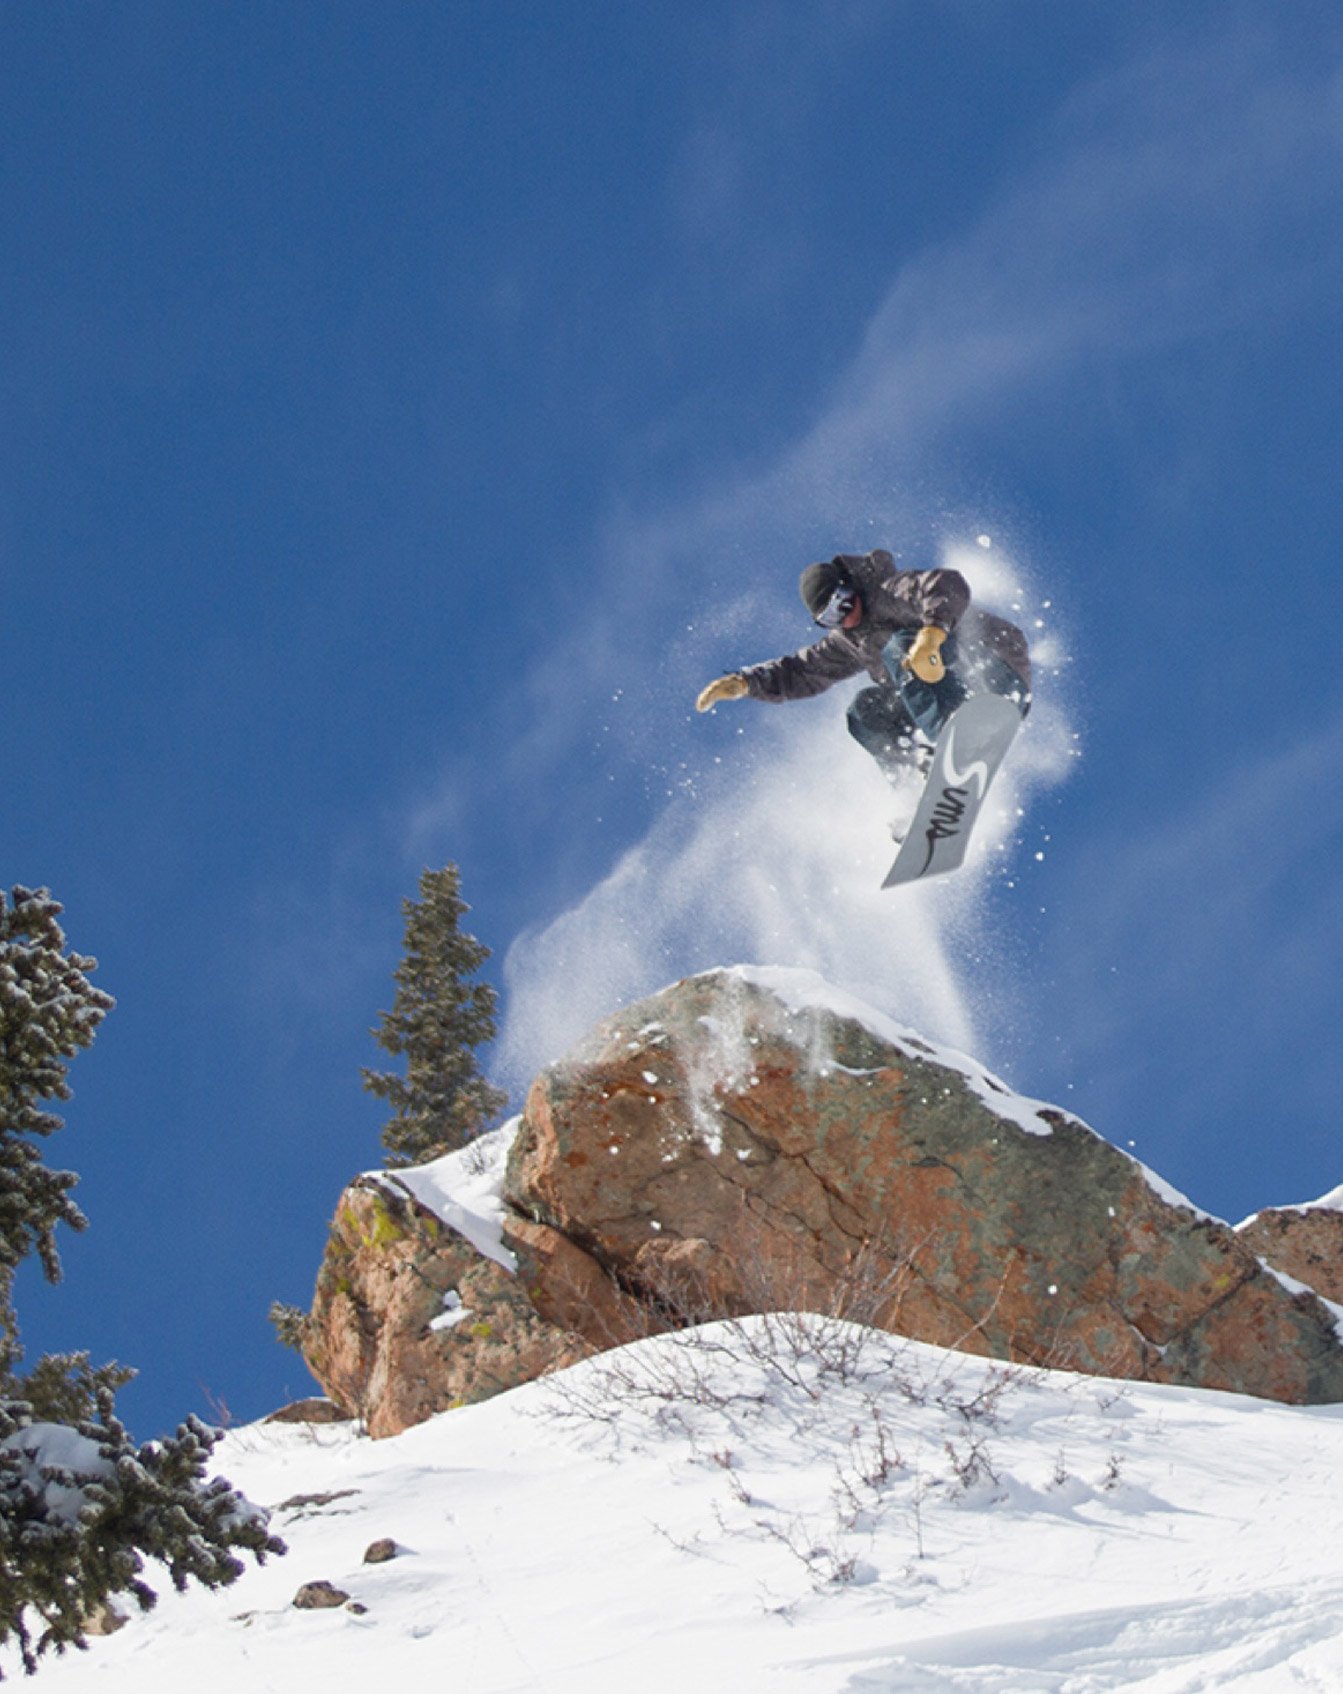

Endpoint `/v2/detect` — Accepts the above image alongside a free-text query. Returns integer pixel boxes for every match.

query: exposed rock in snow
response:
[300,1141,587,1439]
[263,1396,353,1426]
[291,1580,349,1610]
[1238,1201,1343,1305]
[300,968,1343,1434]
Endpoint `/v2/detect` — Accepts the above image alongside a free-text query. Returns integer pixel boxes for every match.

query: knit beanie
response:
[799,559,848,618]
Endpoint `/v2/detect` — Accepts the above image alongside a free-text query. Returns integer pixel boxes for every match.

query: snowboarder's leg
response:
[881,630,969,740]
[846,686,927,782]
[882,631,1031,739]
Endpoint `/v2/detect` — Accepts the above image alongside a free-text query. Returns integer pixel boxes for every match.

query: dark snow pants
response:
[845,628,1030,781]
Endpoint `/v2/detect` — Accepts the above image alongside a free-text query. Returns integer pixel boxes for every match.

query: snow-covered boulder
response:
[1238,1185,1343,1305]
[509,967,1343,1405]
[301,968,1343,1434]
[301,1130,589,1438]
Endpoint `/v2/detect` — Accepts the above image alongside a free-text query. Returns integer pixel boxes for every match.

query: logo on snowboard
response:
[883,693,1022,890]
[914,720,989,876]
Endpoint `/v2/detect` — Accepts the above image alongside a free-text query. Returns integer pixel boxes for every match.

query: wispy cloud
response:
[1042,709,1343,1152]
[484,23,1343,790]
[448,21,1343,1082]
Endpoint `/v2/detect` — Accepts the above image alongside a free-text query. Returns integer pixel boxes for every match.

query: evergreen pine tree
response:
[0,886,112,1342]
[0,887,284,1676]
[0,1384,283,1675]
[362,865,507,1166]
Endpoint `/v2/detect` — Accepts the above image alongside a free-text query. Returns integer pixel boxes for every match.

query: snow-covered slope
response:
[28,1319,1343,1693]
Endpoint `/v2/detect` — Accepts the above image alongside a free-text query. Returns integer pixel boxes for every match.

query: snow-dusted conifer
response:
[0,886,112,1332]
[362,865,507,1166]
[0,887,285,1676]
[0,1385,284,1675]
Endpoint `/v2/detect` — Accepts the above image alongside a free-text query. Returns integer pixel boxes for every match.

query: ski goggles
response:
[813,583,857,628]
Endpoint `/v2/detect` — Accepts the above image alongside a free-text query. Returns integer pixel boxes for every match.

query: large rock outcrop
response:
[300,967,1343,1435]
[300,1163,588,1439]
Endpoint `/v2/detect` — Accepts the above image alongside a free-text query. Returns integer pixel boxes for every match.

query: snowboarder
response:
[694,549,1032,784]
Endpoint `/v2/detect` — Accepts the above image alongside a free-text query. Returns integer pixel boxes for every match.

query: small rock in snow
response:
[293,1580,351,1610]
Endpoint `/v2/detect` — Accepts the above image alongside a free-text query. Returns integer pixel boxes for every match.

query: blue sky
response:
[5,2,1343,1435]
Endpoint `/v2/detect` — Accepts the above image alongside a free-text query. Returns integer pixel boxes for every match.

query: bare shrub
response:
[536,1223,1048,1593]
[539,1220,935,1428]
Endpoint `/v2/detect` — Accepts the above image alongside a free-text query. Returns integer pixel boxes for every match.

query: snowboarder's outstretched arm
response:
[697,632,867,710]
[695,674,749,711]
[693,552,980,711]
[740,634,868,701]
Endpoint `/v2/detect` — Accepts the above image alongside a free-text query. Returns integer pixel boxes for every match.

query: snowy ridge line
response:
[1237,1180,1343,1227]
[728,962,1063,1138]
[366,1119,521,1274]
[725,964,1215,1221]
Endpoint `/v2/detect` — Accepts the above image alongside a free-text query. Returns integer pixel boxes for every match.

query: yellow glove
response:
[695,674,749,712]
[904,625,948,684]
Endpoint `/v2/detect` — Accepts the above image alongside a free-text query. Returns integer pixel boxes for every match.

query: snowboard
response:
[882,692,1022,888]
